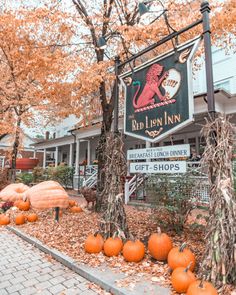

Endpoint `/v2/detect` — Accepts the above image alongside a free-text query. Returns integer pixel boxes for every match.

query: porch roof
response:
[33,88,236,149]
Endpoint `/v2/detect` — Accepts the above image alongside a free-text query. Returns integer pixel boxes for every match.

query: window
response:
[212,48,230,64]
[214,79,231,92]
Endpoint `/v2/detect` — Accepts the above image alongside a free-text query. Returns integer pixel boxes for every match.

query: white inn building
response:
[32,47,236,194]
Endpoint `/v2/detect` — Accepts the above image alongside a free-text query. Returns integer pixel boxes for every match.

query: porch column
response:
[69,143,73,167]
[55,146,59,167]
[33,149,36,158]
[196,136,200,155]
[75,139,80,174]
[145,141,151,162]
[43,149,46,169]
[87,140,91,165]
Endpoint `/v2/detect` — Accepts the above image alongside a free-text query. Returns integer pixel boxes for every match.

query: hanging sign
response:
[130,161,187,174]
[120,37,200,143]
[127,144,190,160]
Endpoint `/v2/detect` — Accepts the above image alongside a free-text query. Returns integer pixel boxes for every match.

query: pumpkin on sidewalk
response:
[0,214,10,226]
[168,243,196,271]
[148,227,173,261]
[15,214,26,225]
[104,237,123,257]
[84,233,104,254]
[27,213,38,222]
[171,264,196,293]
[187,280,218,295]
[123,240,145,262]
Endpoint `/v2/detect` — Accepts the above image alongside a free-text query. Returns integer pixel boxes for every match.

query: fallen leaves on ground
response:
[2,201,233,295]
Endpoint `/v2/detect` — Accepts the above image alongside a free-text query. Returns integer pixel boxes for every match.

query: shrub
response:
[47,165,74,188]
[146,173,197,233]
[17,173,33,185]
[32,167,45,183]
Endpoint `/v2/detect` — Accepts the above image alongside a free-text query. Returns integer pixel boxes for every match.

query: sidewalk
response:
[1,227,170,295]
[0,229,102,295]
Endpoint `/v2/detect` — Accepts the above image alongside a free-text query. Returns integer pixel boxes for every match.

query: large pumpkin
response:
[168,243,196,271]
[104,237,123,257]
[0,214,10,226]
[171,265,196,293]
[84,234,104,254]
[187,280,218,295]
[17,199,30,211]
[0,183,29,202]
[123,240,145,262]
[15,214,26,225]
[27,213,38,222]
[148,227,173,261]
[26,181,69,210]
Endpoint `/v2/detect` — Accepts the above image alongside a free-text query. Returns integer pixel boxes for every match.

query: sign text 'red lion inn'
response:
[120,38,200,143]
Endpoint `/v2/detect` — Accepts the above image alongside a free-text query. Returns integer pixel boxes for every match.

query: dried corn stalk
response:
[200,114,236,287]
[99,132,129,239]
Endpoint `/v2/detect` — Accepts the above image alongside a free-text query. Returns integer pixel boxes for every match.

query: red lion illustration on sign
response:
[132,64,169,109]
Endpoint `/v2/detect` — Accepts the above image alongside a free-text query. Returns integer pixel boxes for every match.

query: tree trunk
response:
[96,83,114,212]
[200,114,236,287]
[99,132,129,239]
[11,116,21,182]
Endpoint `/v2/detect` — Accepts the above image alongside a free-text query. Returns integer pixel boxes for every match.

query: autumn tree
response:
[65,0,236,211]
[0,4,78,179]
[66,0,236,275]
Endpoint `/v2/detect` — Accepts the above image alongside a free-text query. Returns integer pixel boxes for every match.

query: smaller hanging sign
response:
[127,144,190,160]
[130,161,187,174]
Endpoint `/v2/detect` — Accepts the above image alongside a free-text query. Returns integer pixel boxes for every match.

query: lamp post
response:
[200,1,215,115]
[114,56,120,134]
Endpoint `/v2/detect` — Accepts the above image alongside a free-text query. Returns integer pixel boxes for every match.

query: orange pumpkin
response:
[187,280,218,295]
[168,243,196,271]
[17,199,30,211]
[0,183,29,202]
[84,233,104,254]
[15,214,26,225]
[104,237,123,257]
[70,206,83,213]
[68,199,77,207]
[27,213,38,222]
[0,214,10,226]
[26,181,69,210]
[123,240,145,262]
[171,265,196,293]
[14,199,21,207]
[148,227,173,261]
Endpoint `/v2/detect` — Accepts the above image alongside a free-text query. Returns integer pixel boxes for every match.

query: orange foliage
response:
[1,0,235,134]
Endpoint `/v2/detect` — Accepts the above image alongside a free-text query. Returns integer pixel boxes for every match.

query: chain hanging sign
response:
[120,38,200,143]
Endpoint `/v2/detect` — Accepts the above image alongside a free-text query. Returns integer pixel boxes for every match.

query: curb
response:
[6,226,126,295]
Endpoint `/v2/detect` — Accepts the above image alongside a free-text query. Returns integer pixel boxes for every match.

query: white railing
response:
[124,174,145,204]
[82,170,98,188]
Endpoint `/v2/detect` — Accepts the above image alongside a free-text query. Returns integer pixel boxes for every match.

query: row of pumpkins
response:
[84,230,218,295]
[0,198,83,226]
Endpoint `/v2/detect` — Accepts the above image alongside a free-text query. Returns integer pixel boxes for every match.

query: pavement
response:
[0,227,170,295]
[0,229,100,295]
